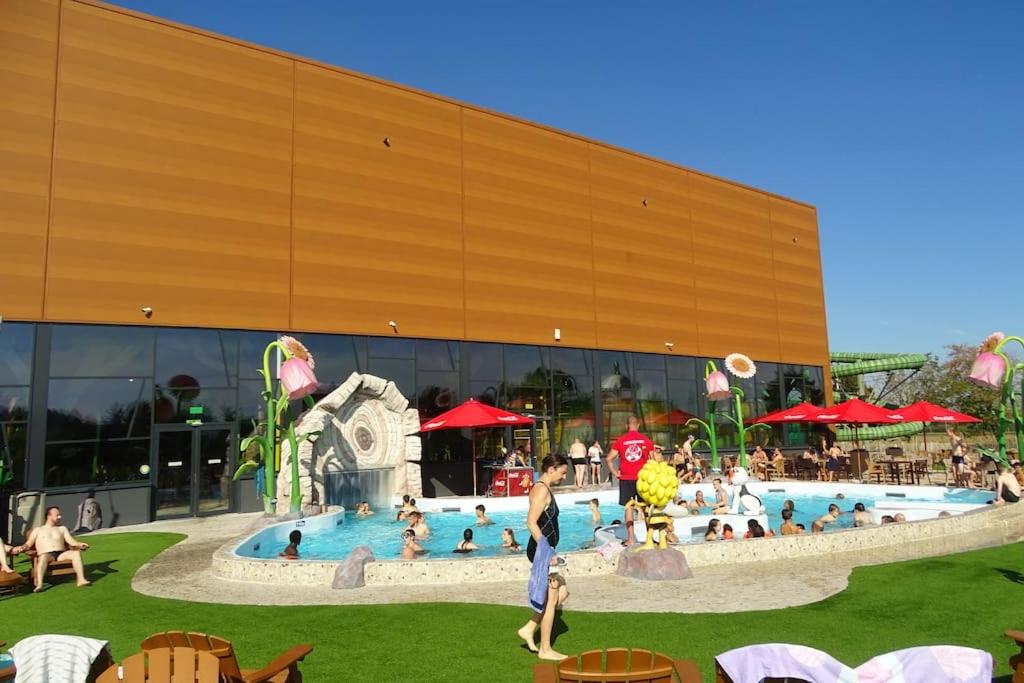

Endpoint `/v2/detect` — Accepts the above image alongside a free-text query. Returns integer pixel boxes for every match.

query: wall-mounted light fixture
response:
[554,328,561,342]
[141,306,153,318]
[388,320,398,334]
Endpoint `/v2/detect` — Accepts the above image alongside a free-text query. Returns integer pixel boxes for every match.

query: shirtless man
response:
[17,506,90,591]
[405,511,431,538]
[995,465,1022,504]
[711,478,730,514]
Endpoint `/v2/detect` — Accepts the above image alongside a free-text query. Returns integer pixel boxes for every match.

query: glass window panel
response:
[0,323,34,385]
[469,381,499,406]
[0,387,30,422]
[237,380,267,430]
[784,365,806,406]
[468,343,502,381]
[154,386,238,424]
[1,422,27,488]
[666,356,697,380]
[416,340,460,373]
[805,366,825,405]
[504,386,549,415]
[237,331,282,380]
[632,353,665,372]
[639,399,671,447]
[420,430,467,463]
[156,328,237,388]
[368,358,414,399]
[47,378,152,441]
[634,369,668,401]
[504,345,548,387]
[367,337,414,359]
[44,438,149,487]
[600,351,635,436]
[50,325,154,378]
[416,371,459,420]
[295,334,365,389]
[667,378,701,445]
[755,362,782,417]
[549,348,592,380]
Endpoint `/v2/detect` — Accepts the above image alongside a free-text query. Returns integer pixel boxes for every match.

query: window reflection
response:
[298,334,366,389]
[600,351,634,439]
[1,423,27,488]
[416,341,459,372]
[0,387,30,422]
[44,438,149,487]
[51,325,153,378]
[156,329,236,387]
[468,343,501,381]
[551,348,595,454]
[0,323,34,385]
[367,337,414,359]
[154,386,239,424]
[417,371,458,420]
[368,358,414,400]
[237,331,281,380]
[47,378,152,441]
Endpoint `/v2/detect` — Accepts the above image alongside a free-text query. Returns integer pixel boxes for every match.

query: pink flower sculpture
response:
[968,352,1005,390]
[706,370,731,401]
[280,357,318,399]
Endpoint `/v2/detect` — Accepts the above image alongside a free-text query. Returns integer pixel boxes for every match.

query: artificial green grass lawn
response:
[2,533,1021,682]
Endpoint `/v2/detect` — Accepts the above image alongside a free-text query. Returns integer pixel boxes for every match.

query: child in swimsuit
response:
[279,530,301,560]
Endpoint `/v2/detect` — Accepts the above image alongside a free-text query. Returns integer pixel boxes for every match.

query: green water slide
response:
[830,352,930,442]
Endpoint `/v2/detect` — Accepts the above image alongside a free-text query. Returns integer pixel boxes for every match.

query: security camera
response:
[664,342,674,349]
[141,307,153,318]
[388,320,397,328]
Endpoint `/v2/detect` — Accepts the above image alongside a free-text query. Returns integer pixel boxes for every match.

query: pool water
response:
[239,487,994,561]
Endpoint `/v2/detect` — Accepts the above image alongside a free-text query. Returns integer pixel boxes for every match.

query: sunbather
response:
[16,506,90,591]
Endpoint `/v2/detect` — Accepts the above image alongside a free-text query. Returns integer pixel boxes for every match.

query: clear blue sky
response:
[113,1,1023,357]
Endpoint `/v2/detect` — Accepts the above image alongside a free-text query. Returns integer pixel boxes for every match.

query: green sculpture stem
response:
[992,336,1024,465]
[261,341,292,507]
[703,361,720,471]
[730,386,748,468]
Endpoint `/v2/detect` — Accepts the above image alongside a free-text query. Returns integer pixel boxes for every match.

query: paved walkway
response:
[99,515,853,613]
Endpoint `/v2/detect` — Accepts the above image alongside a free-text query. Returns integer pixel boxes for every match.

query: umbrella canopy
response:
[647,408,698,426]
[419,398,534,497]
[420,398,534,431]
[891,401,982,424]
[813,398,900,425]
[749,402,824,424]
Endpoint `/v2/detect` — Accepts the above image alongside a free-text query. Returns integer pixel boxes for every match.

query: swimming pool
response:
[233,483,995,562]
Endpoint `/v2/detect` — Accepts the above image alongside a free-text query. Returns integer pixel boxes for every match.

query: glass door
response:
[154,425,234,518]
[196,427,232,514]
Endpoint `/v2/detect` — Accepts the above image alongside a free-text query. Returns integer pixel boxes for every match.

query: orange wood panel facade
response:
[2,0,830,374]
[43,0,293,330]
[590,145,699,354]
[291,63,465,339]
[0,0,59,320]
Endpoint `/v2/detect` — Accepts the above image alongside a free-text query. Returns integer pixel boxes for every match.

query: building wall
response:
[1,0,830,381]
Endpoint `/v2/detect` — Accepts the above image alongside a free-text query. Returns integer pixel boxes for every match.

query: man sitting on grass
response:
[15,506,90,591]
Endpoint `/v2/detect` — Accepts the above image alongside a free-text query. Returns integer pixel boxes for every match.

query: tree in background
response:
[921,344,1003,438]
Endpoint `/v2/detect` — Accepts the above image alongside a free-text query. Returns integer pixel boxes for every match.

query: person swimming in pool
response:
[588,498,602,527]
[279,530,301,560]
[401,529,425,559]
[453,528,478,553]
[502,528,521,552]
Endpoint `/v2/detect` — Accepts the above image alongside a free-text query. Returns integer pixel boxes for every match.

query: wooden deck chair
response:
[533,648,702,683]
[98,647,222,682]
[0,571,27,597]
[141,632,312,683]
[1006,630,1024,683]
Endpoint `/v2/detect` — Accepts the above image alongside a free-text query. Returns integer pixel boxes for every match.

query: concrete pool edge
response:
[211,486,1024,587]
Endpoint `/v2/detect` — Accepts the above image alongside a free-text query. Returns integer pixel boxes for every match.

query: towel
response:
[716,643,857,683]
[10,634,110,683]
[854,645,993,683]
[527,536,555,613]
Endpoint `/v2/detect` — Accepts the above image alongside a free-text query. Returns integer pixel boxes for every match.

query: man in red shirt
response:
[605,416,655,545]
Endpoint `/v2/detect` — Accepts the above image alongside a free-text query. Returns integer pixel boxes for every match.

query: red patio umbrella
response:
[647,408,698,426]
[891,400,981,458]
[814,398,900,475]
[748,402,824,424]
[420,398,534,496]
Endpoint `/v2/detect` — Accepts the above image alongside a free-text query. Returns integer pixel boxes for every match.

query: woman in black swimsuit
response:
[517,452,569,661]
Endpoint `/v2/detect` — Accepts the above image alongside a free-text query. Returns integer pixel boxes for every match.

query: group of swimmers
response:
[393,495,526,558]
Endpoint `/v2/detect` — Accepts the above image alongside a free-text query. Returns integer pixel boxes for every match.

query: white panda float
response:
[726,467,766,516]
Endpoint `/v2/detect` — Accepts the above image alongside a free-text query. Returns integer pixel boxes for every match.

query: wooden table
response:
[881,459,915,485]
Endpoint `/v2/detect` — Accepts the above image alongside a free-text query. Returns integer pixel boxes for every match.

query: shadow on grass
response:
[996,567,1024,584]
